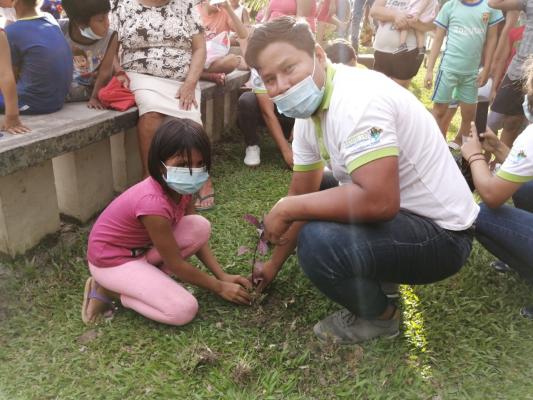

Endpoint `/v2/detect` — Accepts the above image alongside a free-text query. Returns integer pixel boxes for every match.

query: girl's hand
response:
[176,82,198,111]
[220,273,253,291]
[88,97,105,110]
[480,128,502,155]
[461,122,484,160]
[1,115,31,134]
[217,281,252,305]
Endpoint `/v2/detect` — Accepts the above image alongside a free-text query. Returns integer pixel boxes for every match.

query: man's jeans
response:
[351,0,374,51]
[297,210,473,318]
[475,181,533,283]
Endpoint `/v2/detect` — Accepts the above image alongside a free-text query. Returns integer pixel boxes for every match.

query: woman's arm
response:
[177,32,206,111]
[141,215,251,304]
[0,31,29,134]
[89,32,119,109]
[488,0,525,11]
[370,0,408,27]
[296,0,315,18]
[462,122,521,207]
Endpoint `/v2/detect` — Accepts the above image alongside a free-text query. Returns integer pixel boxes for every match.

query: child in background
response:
[316,0,351,45]
[60,0,118,109]
[0,0,16,27]
[41,0,62,19]
[425,0,503,145]
[198,0,249,85]
[324,38,357,65]
[82,119,252,325]
[0,28,29,133]
[2,0,72,114]
[395,0,438,55]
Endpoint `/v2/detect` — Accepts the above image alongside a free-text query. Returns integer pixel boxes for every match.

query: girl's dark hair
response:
[62,0,110,24]
[148,119,212,190]
[245,16,315,69]
[324,39,357,65]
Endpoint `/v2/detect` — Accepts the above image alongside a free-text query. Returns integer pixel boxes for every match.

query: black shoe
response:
[520,306,533,319]
[490,260,512,273]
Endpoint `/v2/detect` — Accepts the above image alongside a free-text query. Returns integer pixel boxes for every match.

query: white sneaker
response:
[244,145,260,167]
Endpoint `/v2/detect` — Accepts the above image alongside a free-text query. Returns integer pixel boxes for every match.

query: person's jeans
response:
[351,0,374,51]
[237,91,294,146]
[297,210,473,318]
[475,181,533,283]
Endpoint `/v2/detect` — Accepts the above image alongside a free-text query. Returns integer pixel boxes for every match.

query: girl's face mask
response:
[162,163,209,195]
[271,55,325,119]
[79,26,104,40]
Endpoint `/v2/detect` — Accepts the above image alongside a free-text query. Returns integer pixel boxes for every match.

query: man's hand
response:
[251,260,280,293]
[393,12,409,29]
[263,197,293,245]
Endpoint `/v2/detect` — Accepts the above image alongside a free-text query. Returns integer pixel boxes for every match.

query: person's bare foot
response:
[82,278,120,324]
[195,178,215,211]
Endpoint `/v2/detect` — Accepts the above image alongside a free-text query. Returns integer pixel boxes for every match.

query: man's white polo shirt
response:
[292,63,479,231]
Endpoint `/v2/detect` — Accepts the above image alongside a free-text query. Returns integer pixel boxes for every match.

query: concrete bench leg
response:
[223,90,238,130]
[0,161,60,256]
[52,137,115,222]
[110,127,142,193]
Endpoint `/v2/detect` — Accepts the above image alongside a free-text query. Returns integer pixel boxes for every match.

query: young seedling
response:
[242,214,270,304]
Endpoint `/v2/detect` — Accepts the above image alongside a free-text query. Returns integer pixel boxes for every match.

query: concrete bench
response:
[0,70,250,256]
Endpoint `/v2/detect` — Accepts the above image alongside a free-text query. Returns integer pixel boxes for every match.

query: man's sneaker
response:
[244,145,260,167]
[380,282,400,299]
[520,306,533,319]
[313,308,400,344]
[393,43,408,54]
[490,260,512,273]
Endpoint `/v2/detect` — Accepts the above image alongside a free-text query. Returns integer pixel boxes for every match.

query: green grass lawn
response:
[1,67,533,400]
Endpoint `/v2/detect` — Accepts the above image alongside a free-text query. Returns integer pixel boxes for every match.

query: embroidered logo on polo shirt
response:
[344,127,383,151]
[482,12,490,24]
[508,148,527,164]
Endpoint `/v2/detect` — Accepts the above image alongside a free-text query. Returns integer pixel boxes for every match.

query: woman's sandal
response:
[81,277,118,325]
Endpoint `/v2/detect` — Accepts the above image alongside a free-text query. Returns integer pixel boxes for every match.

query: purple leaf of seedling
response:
[257,238,269,256]
[243,214,260,228]
[237,246,250,256]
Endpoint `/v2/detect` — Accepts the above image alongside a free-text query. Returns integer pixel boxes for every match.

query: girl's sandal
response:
[81,277,118,325]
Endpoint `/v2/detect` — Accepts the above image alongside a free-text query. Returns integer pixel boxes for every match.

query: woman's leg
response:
[137,111,165,176]
[475,203,533,283]
[512,180,533,213]
[89,260,199,326]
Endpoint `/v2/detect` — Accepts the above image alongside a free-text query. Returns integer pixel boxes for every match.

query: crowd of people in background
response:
[0,0,532,344]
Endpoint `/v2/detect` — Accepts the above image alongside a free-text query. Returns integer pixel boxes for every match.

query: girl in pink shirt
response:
[82,119,251,325]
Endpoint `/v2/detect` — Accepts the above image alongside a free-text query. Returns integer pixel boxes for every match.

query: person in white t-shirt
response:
[461,58,533,319]
[244,16,479,344]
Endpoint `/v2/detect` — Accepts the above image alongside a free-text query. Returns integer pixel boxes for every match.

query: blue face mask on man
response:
[272,55,325,119]
[523,95,533,123]
[162,163,209,195]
